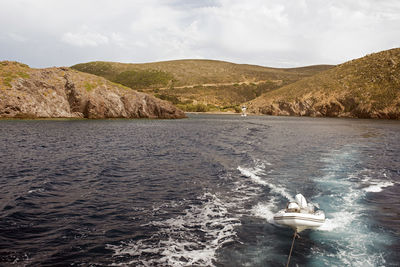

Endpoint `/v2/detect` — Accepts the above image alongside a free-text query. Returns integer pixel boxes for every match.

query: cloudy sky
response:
[1,0,399,68]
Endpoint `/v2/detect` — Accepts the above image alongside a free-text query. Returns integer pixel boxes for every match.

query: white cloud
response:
[0,0,399,67]
[62,27,109,47]
[8,33,27,42]
[110,32,126,47]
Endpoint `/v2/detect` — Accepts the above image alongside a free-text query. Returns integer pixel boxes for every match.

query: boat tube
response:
[273,194,325,232]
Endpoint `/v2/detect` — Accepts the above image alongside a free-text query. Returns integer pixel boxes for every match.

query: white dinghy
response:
[273,194,325,232]
[274,194,325,266]
[241,106,247,117]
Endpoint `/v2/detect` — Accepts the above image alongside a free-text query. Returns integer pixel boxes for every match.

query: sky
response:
[0,0,399,68]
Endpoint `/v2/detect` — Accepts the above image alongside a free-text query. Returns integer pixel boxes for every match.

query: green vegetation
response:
[0,61,29,68]
[72,60,332,88]
[72,61,114,78]
[72,61,175,89]
[72,59,333,111]
[175,103,235,112]
[3,75,13,87]
[110,81,130,91]
[248,48,400,118]
[154,93,180,105]
[17,71,30,79]
[84,82,96,92]
[148,81,281,108]
[177,103,210,112]
[115,69,173,88]
[0,61,31,89]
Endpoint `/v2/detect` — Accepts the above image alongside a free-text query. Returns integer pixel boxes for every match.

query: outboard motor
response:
[295,194,308,209]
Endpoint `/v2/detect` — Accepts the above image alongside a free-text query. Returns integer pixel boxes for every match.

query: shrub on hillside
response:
[115,70,173,88]
[177,103,210,112]
[154,93,180,105]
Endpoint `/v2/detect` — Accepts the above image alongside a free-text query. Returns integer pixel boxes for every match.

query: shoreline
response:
[185,111,243,115]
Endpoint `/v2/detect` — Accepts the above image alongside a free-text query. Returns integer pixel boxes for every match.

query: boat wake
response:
[309,148,394,266]
[237,165,294,201]
[107,193,240,267]
[251,198,279,224]
[238,149,396,266]
[361,172,395,192]
[237,160,300,228]
[108,148,397,267]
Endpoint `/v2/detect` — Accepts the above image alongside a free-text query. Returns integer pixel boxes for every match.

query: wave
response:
[251,198,279,224]
[237,166,294,201]
[360,172,395,193]
[317,211,354,232]
[107,193,240,266]
[310,150,393,266]
[363,181,394,192]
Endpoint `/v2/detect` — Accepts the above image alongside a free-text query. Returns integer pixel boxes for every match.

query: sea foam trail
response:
[108,193,240,267]
[363,181,394,192]
[358,171,396,193]
[237,166,294,201]
[251,198,279,224]
[311,150,393,266]
[317,211,354,231]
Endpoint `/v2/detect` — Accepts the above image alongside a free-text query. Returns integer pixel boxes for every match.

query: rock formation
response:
[248,48,400,119]
[0,61,186,119]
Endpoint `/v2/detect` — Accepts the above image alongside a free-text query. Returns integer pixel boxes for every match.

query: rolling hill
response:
[247,48,400,119]
[72,60,333,112]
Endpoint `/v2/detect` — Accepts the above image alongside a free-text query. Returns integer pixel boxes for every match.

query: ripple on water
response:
[0,116,399,266]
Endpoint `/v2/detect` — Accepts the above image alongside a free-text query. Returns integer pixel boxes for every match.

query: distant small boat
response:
[241,106,247,117]
[273,194,325,232]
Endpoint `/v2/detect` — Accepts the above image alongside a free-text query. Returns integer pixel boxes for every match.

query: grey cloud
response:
[0,0,399,68]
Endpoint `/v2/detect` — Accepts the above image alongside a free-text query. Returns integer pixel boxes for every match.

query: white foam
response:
[237,166,294,201]
[28,188,44,194]
[335,248,387,267]
[237,166,267,185]
[311,150,393,266]
[363,181,394,192]
[108,193,240,266]
[251,198,278,224]
[253,159,272,168]
[356,170,395,193]
[317,211,354,231]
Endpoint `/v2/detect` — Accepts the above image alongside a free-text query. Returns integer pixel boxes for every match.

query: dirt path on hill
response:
[157,79,282,90]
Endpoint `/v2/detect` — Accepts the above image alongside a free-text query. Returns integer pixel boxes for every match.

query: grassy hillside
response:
[248,48,400,119]
[72,60,332,112]
[0,61,30,90]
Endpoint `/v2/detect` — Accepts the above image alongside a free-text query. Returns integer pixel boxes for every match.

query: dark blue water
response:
[0,115,399,266]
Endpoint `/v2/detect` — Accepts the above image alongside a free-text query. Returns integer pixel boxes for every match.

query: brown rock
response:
[247,48,400,119]
[0,62,186,119]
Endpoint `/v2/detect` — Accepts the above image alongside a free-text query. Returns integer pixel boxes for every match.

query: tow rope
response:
[286,230,298,267]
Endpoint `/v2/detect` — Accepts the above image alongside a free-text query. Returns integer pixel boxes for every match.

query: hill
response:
[247,48,400,119]
[0,61,185,119]
[72,60,333,112]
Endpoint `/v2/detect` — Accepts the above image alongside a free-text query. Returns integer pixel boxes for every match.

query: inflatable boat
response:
[273,194,325,232]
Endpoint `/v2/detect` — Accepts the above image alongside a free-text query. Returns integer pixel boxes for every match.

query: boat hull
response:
[273,210,325,232]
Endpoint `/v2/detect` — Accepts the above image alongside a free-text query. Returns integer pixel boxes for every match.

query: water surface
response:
[0,115,399,266]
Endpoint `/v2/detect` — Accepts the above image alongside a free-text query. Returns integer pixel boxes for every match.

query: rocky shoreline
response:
[251,97,400,119]
[247,48,400,120]
[0,62,186,119]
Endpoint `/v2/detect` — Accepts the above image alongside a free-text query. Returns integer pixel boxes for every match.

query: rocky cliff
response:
[0,61,186,119]
[248,48,400,119]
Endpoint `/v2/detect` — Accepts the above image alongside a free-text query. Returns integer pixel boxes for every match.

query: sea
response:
[0,114,399,266]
